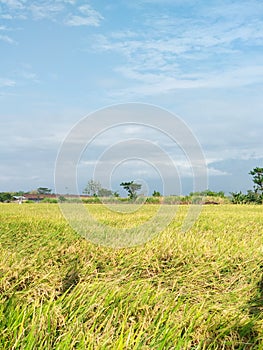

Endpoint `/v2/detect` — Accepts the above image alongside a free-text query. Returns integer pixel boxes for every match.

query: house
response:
[22,193,57,202]
[13,195,26,204]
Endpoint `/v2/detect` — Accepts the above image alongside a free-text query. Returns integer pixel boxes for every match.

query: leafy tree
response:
[152,190,161,197]
[13,190,25,196]
[37,187,52,195]
[245,190,262,204]
[249,167,263,193]
[0,192,12,202]
[230,191,246,204]
[42,198,58,203]
[97,188,113,197]
[29,190,38,195]
[230,167,263,204]
[189,190,225,198]
[120,181,142,200]
[83,179,101,196]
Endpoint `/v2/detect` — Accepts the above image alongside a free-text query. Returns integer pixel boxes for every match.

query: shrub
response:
[230,191,263,204]
[82,197,101,204]
[42,198,58,203]
[163,196,180,205]
[0,192,12,202]
[146,197,161,204]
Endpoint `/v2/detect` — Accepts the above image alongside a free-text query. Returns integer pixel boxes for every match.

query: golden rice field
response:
[0,203,263,349]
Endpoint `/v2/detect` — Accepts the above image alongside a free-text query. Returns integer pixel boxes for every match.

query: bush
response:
[82,197,101,204]
[58,196,67,202]
[230,191,263,204]
[163,196,180,205]
[146,197,161,204]
[0,192,12,202]
[42,198,58,203]
[190,190,225,198]
[152,190,161,197]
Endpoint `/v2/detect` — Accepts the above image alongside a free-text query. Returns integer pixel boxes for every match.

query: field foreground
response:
[0,203,263,349]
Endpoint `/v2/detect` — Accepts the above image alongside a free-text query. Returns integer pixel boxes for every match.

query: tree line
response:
[1,167,262,204]
[230,167,263,204]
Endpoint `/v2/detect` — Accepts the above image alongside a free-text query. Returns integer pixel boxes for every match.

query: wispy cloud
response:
[65,4,104,27]
[57,0,76,4]
[29,3,64,20]
[0,0,24,10]
[0,33,16,44]
[0,24,17,44]
[0,0,103,26]
[93,1,263,96]
[18,69,39,83]
[0,78,16,87]
[0,14,13,19]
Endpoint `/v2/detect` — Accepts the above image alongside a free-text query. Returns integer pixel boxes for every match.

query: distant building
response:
[13,195,26,204]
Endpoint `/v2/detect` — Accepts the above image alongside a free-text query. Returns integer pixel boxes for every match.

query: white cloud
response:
[0,78,16,87]
[57,0,76,4]
[106,64,263,98]
[0,0,24,10]
[29,3,63,20]
[65,15,96,26]
[0,0,103,26]
[0,14,13,19]
[208,167,230,177]
[0,33,16,44]
[204,1,263,21]
[17,69,39,83]
[0,24,17,44]
[65,5,103,27]
[92,3,263,97]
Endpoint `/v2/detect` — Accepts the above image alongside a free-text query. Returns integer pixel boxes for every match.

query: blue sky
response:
[0,0,263,195]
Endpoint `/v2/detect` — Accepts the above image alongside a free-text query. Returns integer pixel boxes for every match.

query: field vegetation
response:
[0,203,263,349]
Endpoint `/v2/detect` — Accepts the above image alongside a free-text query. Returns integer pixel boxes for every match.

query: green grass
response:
[0,203,263,349]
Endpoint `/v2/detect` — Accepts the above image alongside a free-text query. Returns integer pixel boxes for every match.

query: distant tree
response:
[217,191,225,198]
[230,191,246,204]
[83,179,101,196]
[189,190,225,198]
[120,181,142,200]
[230,190,263,205]
[113,191,120,198]
[249,167,263,193]
[152,190,161,197]
[0,192,12,202]
[13,190,25,196]
[29,190,38,195]
[58,195,67,202]
[230,166,263,205]
[97,188,113,197]
[37,187,52,195]
[245,190,262,204]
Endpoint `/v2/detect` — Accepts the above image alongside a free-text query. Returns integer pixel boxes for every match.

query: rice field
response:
[0,203,263,349]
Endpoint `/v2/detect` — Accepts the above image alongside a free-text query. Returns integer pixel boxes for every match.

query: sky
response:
[0,0,263,195]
